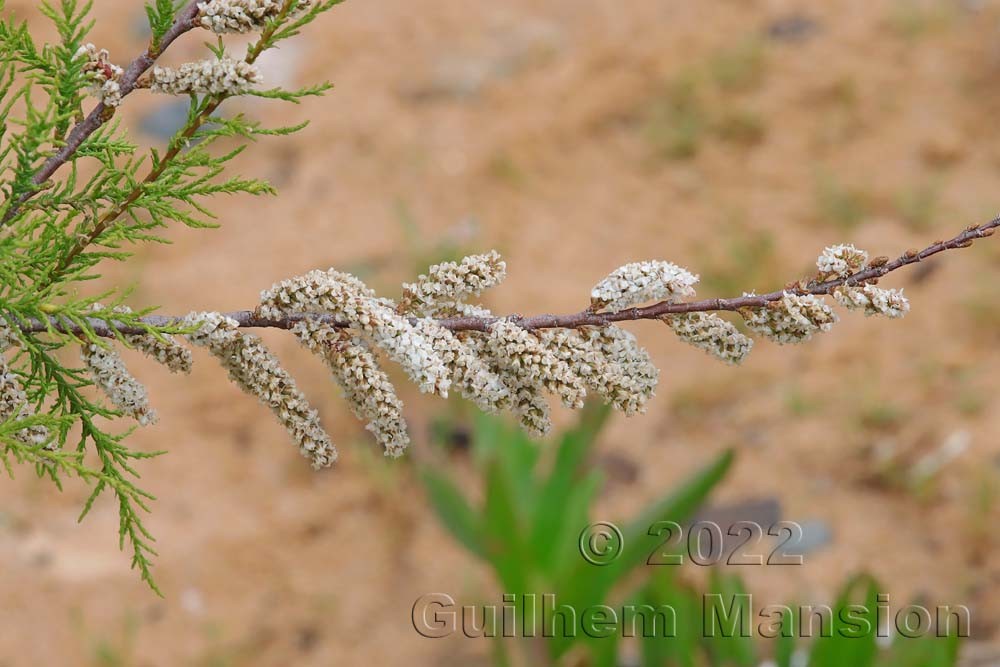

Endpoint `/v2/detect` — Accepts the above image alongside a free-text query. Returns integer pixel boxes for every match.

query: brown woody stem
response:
[41,1,298,287]
[0,1,203,226]
[15,216,999,338]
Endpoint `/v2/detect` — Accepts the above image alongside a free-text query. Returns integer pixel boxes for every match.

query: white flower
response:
[183,312,337,468]
[127,330,193,374]
[0,368,27,425]
[147,57,262,96]
[742,292,837,344]
[834,285,910,318]
[259,269,376,317]
[0,339,52,451]
[540,327,658,415]
[98,79,122,107]
[411,318,510,414]
[508,382,552,437]
[591,261,698,312]
[399,250,507,316]
[0,371,51,449]
[261,270,451,396]
[582,326,659,415]
[90,305,193,374]
[0,320,52,449]
[0,318,17,353]
[464,319,550,435]
[197,0,313,34]
[817,244,869,279]
[76,43,124,107]
[664,312,753,365]
[487,319,587,410]
[294,321,408,458]
[81,343,158,425]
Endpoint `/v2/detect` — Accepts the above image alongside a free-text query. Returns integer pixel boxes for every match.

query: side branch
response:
[0,1,202,225]
[14,215,999,337]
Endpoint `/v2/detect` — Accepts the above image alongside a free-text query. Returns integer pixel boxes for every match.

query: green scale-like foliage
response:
[0,0,341,592]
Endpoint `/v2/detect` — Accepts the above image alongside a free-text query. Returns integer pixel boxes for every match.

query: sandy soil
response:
[1,0,1000,664]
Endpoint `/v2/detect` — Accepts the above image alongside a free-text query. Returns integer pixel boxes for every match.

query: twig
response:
[43,96,225,285]
[16,215,999,337]
[0,0,203,226]
[42,4,294,288]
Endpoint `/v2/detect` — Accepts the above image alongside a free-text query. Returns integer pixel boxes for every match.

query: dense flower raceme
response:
[146,57,262,96]
[741,292,838,345]
[816,243,869,279]
[74,305,192,428]
[834,284,911,318]
[293,320,409,458]
[542,327,659,417]
[78,0,288,109]
[75,43,124,107]
[663,312,753,365]
[48,242,909,466]
[80,342,159,426]
[198,0,314,34]
[77,50,263,105]
[487,319,587,411]
[399,250,507,316]
[260,269,452,396]
[591,260,698,312]
[91,305,193,374]
[0,320,51,449]
[183,311,337,468]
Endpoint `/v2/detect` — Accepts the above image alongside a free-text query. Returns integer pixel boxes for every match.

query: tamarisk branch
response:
[17,215,999,338]
[0,0,202,226]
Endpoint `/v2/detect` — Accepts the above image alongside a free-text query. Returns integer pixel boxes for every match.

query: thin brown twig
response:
[0,0,203,226]
[44,96,225,284]
[16,215,999,338]
[42,1,296,287]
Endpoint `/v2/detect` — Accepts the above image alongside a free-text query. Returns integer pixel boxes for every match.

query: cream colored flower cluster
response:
[0,371,51,449]
[741,292,838,345]
[294,321,408,457]
[411,318,510,415]
[66,306,193,430]
[183,311,337,468]
[664,312,753,365]
[0,318,17,352]
[261,270,451,395]
[147,57,262,96]
[81,343,158,425]
[0,321,51,450]
[813,243,912,319]
[254,252,665,442]
[590,261,698,312]
[47,245,914,469]
[412,302,654,434]
[198,0,313,34]
[834,284,910,318]
[399,251,506,316]
[817,243,869,279]
[452,322,549,436]
[90,305,193,374]
[543,327,659,417]
[487,319,587,411]
[591,259,756,368]
[75,43,124,107]
[127,330,194,373]
[720,243,911,347]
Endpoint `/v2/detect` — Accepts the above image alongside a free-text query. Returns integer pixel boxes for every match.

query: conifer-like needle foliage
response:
[0,0,340,592]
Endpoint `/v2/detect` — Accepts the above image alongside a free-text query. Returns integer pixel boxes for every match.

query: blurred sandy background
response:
[2,0,1000,664]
